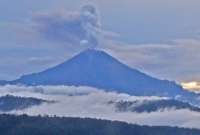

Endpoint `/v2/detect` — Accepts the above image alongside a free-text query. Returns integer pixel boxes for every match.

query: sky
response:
[0,0,200,90]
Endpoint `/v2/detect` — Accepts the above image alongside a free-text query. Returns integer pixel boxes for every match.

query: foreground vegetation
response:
[0,114,199,135]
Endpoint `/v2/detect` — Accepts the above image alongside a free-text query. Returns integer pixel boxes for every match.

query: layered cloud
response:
[0,85,200,129]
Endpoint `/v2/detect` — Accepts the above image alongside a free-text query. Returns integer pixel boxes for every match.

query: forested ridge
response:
[0,114,199,135]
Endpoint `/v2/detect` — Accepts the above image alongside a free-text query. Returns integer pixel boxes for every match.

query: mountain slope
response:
[3,49,188,97]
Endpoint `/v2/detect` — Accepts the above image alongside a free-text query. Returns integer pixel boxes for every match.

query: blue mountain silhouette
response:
[1,49,190,97]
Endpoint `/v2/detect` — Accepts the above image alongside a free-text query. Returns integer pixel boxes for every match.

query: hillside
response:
[0,114,199,135]
[0,95,52,112]
[109,99,200,113]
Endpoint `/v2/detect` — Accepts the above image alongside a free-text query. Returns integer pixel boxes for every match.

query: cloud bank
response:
[0,85,200,129]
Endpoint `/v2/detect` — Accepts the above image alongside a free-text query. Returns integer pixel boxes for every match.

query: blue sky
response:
[0,0,200,88]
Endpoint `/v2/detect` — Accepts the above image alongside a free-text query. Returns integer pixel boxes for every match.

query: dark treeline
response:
[0,95,52,112]
[112,99,200,113]
[0,114,199,135]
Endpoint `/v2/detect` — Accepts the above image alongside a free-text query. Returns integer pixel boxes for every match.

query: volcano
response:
[1,49,187,96]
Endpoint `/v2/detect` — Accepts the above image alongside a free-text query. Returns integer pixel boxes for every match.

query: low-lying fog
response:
[0,85,200,129]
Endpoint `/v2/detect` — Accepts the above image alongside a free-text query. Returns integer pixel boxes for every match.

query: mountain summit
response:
[4,49,186,97]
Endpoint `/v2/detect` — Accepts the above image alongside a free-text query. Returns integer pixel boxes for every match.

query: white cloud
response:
[0,85,200,129]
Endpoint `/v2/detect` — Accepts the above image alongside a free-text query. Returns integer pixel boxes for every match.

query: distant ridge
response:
[0,49,195,98]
